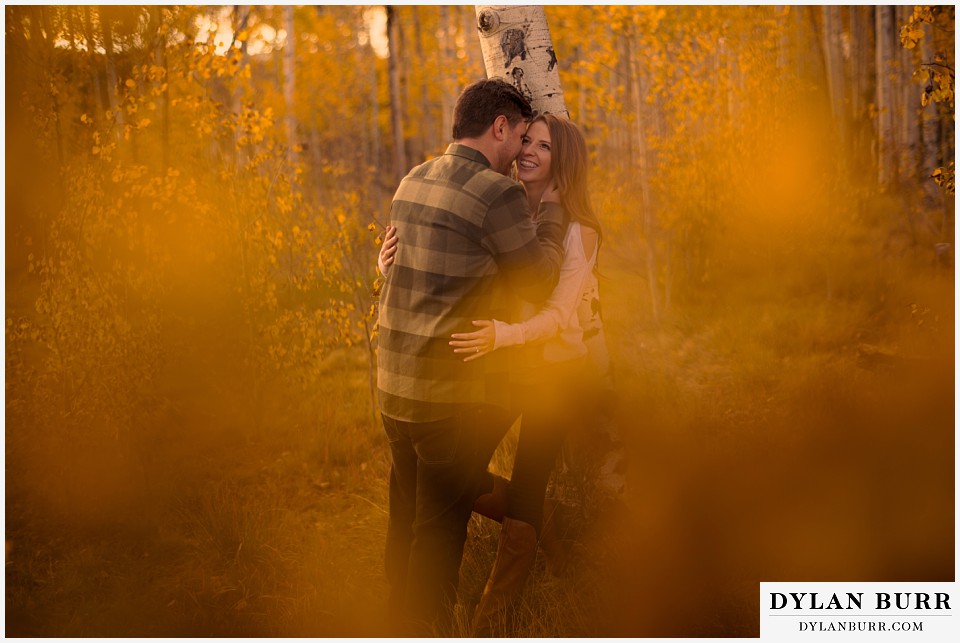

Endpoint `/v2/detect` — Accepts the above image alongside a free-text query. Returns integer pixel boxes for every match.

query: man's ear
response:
[492,115,509,141]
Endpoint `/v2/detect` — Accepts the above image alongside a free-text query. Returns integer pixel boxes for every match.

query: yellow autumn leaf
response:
[125,78,136,88]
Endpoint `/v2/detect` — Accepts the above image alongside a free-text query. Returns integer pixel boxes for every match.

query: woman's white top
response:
[492,220,598,364]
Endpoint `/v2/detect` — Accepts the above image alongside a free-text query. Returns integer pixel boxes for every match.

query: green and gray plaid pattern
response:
[377,144,565,422]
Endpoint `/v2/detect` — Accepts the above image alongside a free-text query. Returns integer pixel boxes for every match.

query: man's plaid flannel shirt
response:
[377,143,565,422]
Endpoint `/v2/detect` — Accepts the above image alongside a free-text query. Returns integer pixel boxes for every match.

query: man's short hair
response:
[452,78,534,140]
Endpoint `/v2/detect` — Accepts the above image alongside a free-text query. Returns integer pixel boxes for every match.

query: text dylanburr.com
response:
[760,583,958,641]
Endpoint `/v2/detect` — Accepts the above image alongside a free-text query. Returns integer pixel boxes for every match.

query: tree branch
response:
[921,61,955,74]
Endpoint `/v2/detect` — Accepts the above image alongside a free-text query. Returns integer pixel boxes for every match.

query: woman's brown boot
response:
[470,518,538,637]
[475,479,571,578]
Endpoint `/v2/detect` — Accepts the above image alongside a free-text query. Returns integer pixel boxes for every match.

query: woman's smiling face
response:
[517,120,552,185]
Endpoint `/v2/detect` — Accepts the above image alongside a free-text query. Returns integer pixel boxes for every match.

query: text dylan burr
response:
[770,592,951,611]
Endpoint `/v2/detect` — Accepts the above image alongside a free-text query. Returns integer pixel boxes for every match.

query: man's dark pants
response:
[382,404,514,635]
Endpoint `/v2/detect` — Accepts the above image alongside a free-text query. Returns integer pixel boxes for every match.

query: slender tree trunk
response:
[151,6,170,169]
[413,7,432,160]
[82,9,108,117]
[439,5,455,143]
[616,29,632,170]
[897,5,921,191]
[386,6,407,185]
[283,6,297,148]
[821,6,847,149]
[369,52,383,207]
[474,5,568,117]
[36,7,66,197]
[918,19,942,208]
[847,6,872,171]
[100,11,123,130]
[931,14,955,191]
[627,26,660,322]
[875,5,895,186]
[776,6,791,73]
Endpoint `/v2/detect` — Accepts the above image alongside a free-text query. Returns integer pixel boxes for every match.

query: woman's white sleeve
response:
[492,224,596,349]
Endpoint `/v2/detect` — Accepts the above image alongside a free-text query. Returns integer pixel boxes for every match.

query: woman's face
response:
[517,120,552,185]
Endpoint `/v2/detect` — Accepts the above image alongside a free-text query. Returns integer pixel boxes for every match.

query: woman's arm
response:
[377,225,398,276]
[450,221,599,361]
[497,222,597,347]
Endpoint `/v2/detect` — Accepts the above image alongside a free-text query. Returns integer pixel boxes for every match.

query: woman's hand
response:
[449,320,496,362]
[378,226,398,276]
[541,181,561,204]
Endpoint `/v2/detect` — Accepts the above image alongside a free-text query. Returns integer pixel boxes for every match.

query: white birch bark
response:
[474,5,567,117]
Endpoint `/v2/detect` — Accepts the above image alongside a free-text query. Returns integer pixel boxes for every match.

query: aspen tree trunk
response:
[918,21,942,208]
[36,7,66,190]
[875,6,895,186]
[413,7,432,159]
[387,6,407,185]
[821,6,847,148]
[776,6,791,73]
[100,11,123,129]
[616,30,631,167]
[847,6,871,168]
[627,26,661,323]
[83,9,108,116]
[369,54,383,206]
[474,5,568,117]
[439,6,455,142]
[282,6,297,148]
[897,5,921,190]
[151,6,170,169]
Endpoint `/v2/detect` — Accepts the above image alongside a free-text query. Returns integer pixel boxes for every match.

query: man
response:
[377,78,565,634]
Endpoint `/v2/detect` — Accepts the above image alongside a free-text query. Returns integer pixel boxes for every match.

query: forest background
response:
[3,4,956,638]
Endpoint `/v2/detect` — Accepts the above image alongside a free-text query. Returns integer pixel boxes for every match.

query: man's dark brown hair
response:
[452,78,534,140]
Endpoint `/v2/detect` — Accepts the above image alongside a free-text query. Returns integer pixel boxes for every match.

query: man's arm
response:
[481,185,565,303]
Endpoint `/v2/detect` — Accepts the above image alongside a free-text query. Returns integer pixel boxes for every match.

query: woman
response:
[379,115,604,636]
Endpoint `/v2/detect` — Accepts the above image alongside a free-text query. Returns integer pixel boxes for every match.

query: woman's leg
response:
[505,392,567,531]
[471,380,572,636]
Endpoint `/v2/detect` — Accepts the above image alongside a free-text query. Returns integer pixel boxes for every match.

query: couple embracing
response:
[376,78,606,637]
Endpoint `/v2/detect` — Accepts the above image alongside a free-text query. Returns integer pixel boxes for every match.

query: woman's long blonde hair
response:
[537,114,603,252]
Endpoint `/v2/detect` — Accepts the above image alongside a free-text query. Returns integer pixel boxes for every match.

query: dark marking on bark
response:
[510,66,526,94]
[477,9,499,34]
[509,67,534,106]
[547,46,558,72]
[500,28,527,68]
